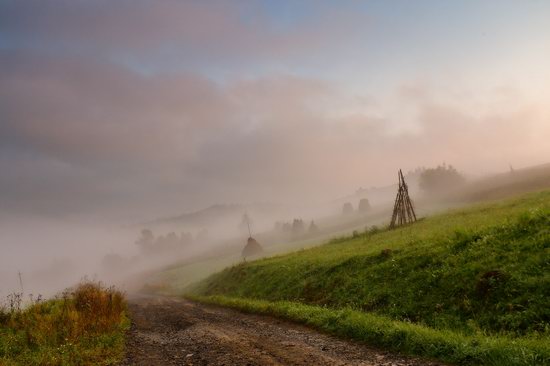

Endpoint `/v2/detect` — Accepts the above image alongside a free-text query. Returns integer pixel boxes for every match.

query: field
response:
[0,282,128,366]
[187,190,550,365]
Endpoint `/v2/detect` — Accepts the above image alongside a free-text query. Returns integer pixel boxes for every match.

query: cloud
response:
[0,0,362,68]
[0,51,348,216]
[1,2,549,220]
[2,49,548,220]
[0,51,228,164]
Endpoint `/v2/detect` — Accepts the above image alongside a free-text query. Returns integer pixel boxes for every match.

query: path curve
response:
[121,295,446,366]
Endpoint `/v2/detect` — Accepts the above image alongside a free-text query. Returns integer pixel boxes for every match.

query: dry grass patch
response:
[0,281,128,365]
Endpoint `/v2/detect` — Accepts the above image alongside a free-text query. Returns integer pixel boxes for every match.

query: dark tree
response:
[419,164,466,193]
[292,218,305,234]
[342,202,353,215]
[358,198,371,213]
[135,229,154,253]
[308,220,319,234]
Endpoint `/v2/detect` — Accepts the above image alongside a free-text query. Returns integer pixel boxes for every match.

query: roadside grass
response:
[0,282,128,365]
[188,190,550,365]
[188,295,549,366]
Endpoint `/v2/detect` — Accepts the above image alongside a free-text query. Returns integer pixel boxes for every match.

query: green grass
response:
[187,190,550,365]
[0,282,128,366]
[189,295,549,366]
[146,226,363,295]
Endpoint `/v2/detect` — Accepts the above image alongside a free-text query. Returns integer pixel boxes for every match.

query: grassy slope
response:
[147,221,379,294]
[189,190,550,365]
[0,283,128,366]
[151,164,550,295]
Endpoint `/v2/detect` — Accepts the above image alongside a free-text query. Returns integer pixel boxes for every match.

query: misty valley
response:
[2,2,550,365]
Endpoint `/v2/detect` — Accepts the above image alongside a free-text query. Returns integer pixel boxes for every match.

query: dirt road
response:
[121,295,445,366]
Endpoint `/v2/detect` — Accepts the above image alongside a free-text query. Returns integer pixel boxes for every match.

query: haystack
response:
[242,236,263,259]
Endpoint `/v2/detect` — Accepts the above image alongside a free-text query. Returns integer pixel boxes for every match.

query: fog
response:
[1,1,550,298]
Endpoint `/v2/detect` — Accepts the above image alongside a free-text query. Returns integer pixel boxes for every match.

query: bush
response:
[0,281,128,365]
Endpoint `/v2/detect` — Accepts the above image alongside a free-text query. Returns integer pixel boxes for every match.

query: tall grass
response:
[189,295,550,366]
[0,281,128,365]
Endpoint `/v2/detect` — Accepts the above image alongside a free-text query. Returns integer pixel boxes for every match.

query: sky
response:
[1,0,550,222]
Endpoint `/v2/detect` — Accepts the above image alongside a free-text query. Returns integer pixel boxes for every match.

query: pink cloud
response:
[1,51,549,217]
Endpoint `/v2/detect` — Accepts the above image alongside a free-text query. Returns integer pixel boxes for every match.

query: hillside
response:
[142,162,550,290]
[188,190,550,365]
[454,162,550,203]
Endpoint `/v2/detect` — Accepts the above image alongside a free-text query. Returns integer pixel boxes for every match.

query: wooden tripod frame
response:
[390,169,417,228]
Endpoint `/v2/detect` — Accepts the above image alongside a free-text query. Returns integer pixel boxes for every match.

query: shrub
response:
[0,281,128,365]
